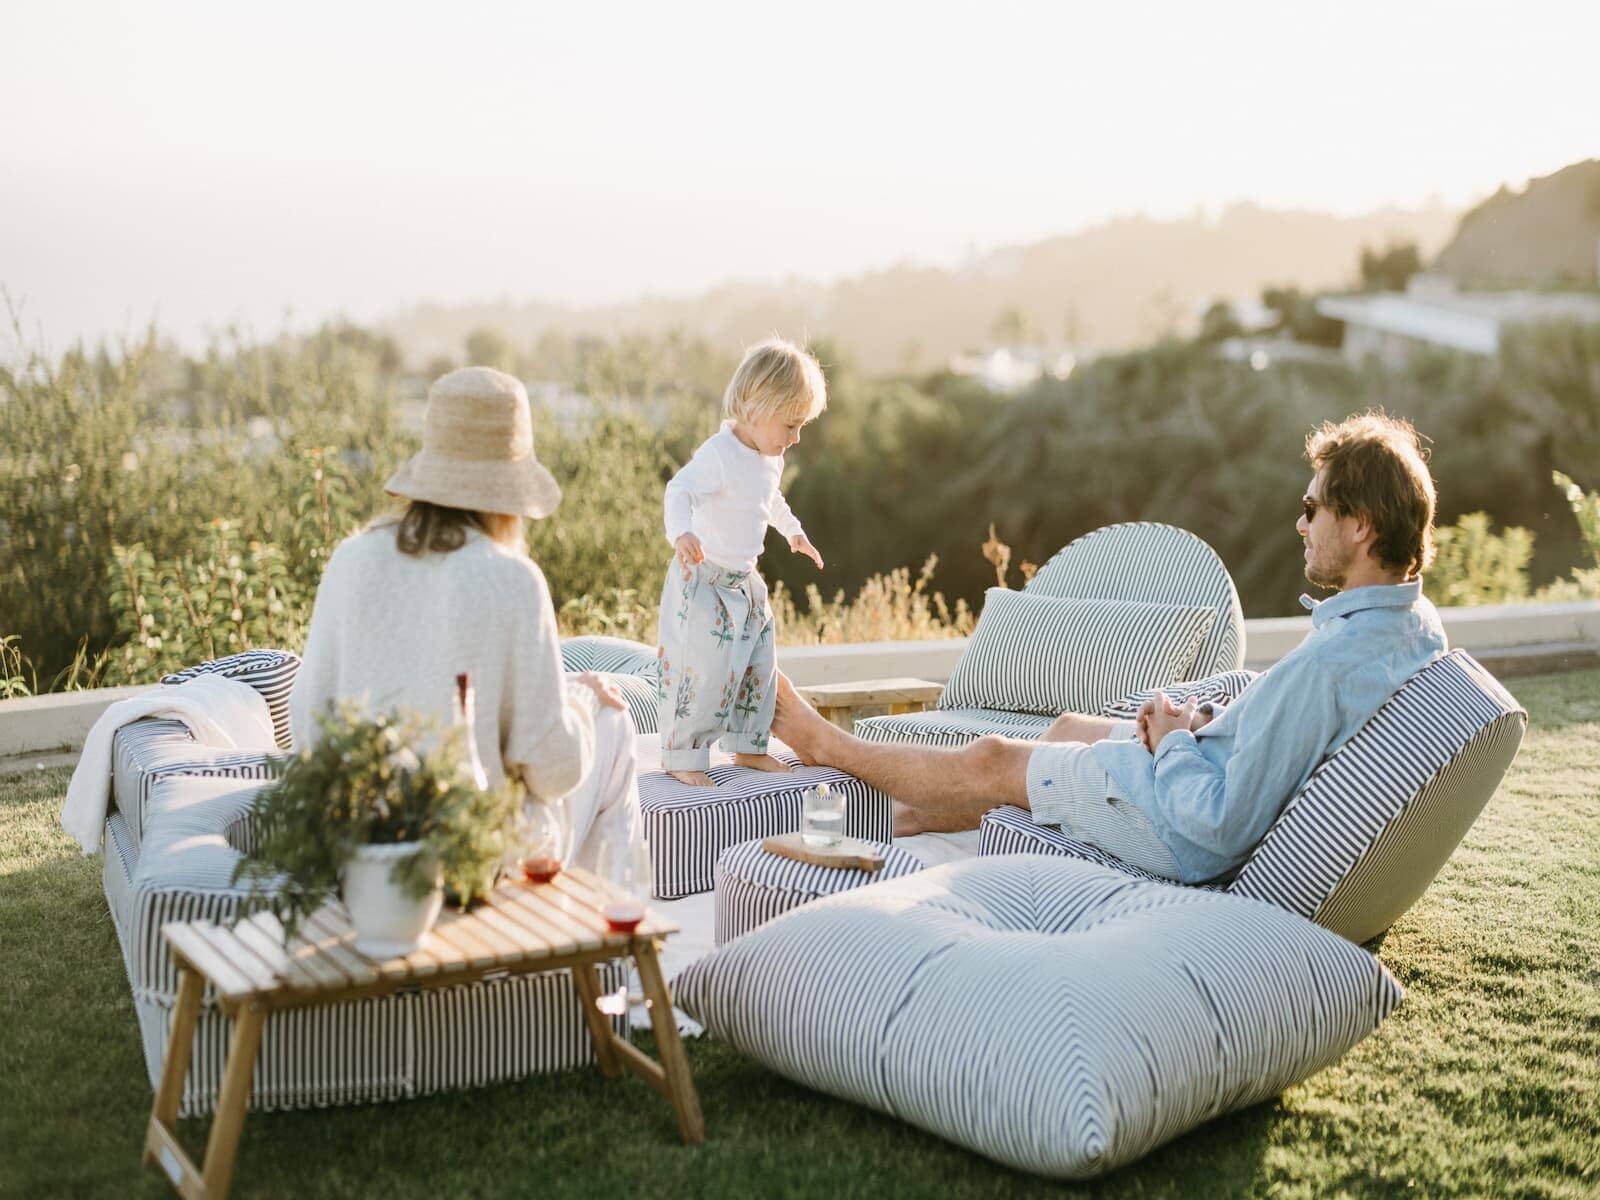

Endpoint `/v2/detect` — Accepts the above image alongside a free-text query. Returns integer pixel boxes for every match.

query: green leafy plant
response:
[232,703,518,937]
[1425,512,1535,607]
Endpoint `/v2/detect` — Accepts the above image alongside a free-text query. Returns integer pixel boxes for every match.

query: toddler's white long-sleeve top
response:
[663,424,804,573]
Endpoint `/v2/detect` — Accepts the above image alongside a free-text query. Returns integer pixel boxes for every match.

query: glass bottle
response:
[453,672,488,792]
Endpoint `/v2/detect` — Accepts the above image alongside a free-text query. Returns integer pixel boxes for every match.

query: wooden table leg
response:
[144,966,206,1191]
[572,962,624,1078]
[633,939,704,1145]
[199,1001,265,1199]
[816,705,854,732]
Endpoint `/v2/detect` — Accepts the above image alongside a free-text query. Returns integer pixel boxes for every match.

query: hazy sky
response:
[4,0,1596,353]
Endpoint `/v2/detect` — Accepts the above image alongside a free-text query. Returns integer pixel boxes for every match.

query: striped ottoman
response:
[712,838,924,945]
[638,743,894,899]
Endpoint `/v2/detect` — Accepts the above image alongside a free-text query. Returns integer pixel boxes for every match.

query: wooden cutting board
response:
[761,832,887,872]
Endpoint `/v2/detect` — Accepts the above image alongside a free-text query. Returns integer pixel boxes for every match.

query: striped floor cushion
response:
[104,776,626,1117]
[675,854,1400,1180]
[853,707,1054,747]
[161,648,301,750]
[1098,667,1260,720]
[639,751,893,899]
[979,650,1526,947]
[712,838,925,944]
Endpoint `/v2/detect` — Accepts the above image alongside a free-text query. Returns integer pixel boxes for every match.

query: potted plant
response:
[233,701,516,957]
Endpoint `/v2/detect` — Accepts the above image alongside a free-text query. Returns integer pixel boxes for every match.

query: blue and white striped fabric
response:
[675,854,1401,1179]
[940,589,1215,717]
[978,650,1526,946]
[161,649,301,749]
[639,752,894,899]
[712,837,925,944]
[111,718,279,849]
[558,635,659,677]
[1098,667,1260,720]
[102,773,627,1117]
[564,670,660,736]
[854,707,1054,748]
[1027,521,1246,677]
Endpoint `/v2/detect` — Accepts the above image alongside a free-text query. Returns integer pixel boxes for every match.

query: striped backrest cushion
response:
[675,854,1400,1179]
[1229,651,1525,944]
[565,670,659,736]
[161,649,300,749]
[558,635,659,677]
[1027,522,1245,677]
[940,589,1215,717]
[1098,667,1260,719]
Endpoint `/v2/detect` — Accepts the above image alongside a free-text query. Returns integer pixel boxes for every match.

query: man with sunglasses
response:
[772,410,1448,885]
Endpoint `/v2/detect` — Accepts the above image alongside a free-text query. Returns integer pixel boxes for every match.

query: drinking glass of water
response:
[802,783,847,847]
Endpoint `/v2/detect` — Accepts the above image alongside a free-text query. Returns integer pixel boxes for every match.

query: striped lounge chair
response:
[856,522,1253,747]
[558,635,662,735]
[104,650,626,1117]
[979,649,1528,945]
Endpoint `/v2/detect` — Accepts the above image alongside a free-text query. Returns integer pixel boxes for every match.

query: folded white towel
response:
[60,674,278,855]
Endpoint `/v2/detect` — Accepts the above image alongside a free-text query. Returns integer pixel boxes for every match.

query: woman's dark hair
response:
[1306,411,1436,578]
[385,501,523,557]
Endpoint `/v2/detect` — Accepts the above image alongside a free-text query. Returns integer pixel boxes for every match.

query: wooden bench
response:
[144,868,702,1199]
[794,678,944,731]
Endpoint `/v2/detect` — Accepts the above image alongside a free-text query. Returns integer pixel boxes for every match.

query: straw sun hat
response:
[385,367,562,519]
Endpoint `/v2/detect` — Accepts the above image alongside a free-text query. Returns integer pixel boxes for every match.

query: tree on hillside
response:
[1197,301,1244,344]
[991,307,1038,346]
[1260,286,1343,347]
[1359,241,1423,292]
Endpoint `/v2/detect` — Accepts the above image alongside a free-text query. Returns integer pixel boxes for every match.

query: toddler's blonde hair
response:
[722,338,828,424]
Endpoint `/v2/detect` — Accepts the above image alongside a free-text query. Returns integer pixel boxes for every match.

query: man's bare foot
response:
[667,769,715,787]
[733,752,792,773]
[772,673,847,768]
[891,799,926,836]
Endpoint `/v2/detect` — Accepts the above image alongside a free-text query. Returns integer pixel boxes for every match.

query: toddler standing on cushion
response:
[657,338,827,787]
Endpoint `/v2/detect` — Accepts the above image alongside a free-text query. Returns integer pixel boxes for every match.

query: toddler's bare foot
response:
[667,769,716,788]
[733,752,792,774]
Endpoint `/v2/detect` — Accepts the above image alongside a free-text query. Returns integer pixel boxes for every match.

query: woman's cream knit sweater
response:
[289,525,595,800]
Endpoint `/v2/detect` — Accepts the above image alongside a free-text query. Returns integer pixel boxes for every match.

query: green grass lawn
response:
[2,670,1597,1199]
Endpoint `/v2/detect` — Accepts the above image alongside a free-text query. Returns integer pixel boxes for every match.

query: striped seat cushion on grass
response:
[713,838,925,944]
[1027,521,1246,678]
[1230,650,1526,944]
[559,635,659,676]
[675,854,1401,1180]
[565,670,660,736]
[853,706,1054,747]
[941,589,1215,717]
[111,718,279,849]
[1098,667,1260,720]
[103,776,626,1118]
[161,648,301,749]
[977,651,1527,947]
[639,751,893,899]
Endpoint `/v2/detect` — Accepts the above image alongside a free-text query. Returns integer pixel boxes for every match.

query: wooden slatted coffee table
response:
[144,867,703,1199]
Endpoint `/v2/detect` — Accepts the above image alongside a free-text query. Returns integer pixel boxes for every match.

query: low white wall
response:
[2,601,1595,759]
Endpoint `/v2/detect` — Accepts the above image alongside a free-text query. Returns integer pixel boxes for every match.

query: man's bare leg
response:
[1040,711,1123,744]
[773,674,1032,835]
[667,769,715,788]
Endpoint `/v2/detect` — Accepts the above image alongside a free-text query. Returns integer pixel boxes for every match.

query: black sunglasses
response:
[1301,497,1320,522]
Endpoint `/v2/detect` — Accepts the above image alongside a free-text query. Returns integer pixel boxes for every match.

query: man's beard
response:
[1304,547,1348,590]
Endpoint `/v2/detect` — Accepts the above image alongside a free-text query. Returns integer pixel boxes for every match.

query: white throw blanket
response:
[60,674,278,855]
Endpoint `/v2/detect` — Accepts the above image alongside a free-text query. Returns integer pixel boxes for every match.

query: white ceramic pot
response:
[341,842,444,958]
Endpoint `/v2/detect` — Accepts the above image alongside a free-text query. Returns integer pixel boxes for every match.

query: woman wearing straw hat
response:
[290,366,643,870]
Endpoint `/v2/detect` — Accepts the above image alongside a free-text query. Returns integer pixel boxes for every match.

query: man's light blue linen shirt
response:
[1090,580,1447,884]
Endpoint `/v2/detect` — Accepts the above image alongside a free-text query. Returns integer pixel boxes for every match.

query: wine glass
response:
[515,798,569,884]
[597,838,652,933]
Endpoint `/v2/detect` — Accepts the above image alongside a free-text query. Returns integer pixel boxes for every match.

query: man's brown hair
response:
[1305,411,1436,578]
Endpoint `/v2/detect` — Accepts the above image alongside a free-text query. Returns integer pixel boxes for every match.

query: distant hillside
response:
[1432,159,1600,288]
[379,202,1458,375]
